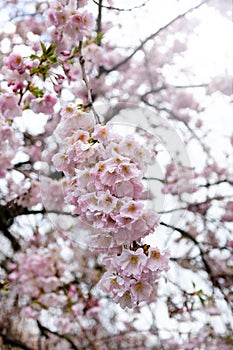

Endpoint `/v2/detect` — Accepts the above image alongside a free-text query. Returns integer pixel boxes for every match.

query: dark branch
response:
[0,206,21,251]
[0,332,34,350]
[37,321,79,350]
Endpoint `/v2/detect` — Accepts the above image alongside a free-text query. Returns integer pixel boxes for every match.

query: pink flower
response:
[70,129,90,144]
[130,280,153,303]
[113,178,144,199]
[116,248,147,276]
[98,271,125,295]
[68,284,76,297]
[76,168,92,189]
[118,135,138,157]
[119,201,144,220]
[58,109,95,135]
[81,11,95,29]
[97,190,118,214]
[30,94,57,115]
[0,93,22,119]
[92,123,113,143]
[132,210,160,237]
[71,13,84,28]
[45,6,69,27]
[23,307,39,319]
[146,247,170,272]
[78,192,98,213]
[115,290,133,309]
[100,165,121,187]
[5,54,25,74]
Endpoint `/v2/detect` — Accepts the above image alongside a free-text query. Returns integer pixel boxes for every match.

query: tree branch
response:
[92,0,150,12]
[37,321,79,350]
[78,41,100,124]
[0,206,21,251]
[160,221,233,310]
[0,332,34,350]
[102,0,210,73]
[96,0,103,44]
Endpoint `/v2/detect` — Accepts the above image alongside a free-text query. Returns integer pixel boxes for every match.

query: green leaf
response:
[30,54,40,60]
[29,85,44,98]
[30,67,39,74]
[199,296,206,306]
[40,41,47,55]
[46,44,56,57]
[48,56,58,63]
[40,65,49,81]
[72,46,79,56]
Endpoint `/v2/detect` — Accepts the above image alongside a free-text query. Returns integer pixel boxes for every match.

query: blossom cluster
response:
[52,107,160,249]
[9,246,67,301]
[98,246,169,308]
[45,0,95,45]
[3,52,58,115]
[8,237,100,327]
[51,106,169,307]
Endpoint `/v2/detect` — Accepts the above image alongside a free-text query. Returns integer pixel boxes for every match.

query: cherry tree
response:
[0,0,232,349]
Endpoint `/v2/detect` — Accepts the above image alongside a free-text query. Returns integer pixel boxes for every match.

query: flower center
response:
[151,251,160,259]
[130,255,138,264]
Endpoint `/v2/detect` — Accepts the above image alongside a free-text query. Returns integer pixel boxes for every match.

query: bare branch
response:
[102,0,210,74]
[160,221,233,310]
[92,0,150,12]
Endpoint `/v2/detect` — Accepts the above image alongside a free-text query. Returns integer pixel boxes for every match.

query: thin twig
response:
[78,41,100,124]
[160,221,232,309]
[92,0,150,12]
[37,321,79,350]
[96,0,103,43]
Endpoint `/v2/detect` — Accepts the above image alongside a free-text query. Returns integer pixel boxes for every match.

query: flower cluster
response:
[45,0,95,44]
[8,236,100,325]
[53,107,159,249]
[98,247,169,308]
[51,107,168,307]
[3,51,58,115]
[9,246,67,300]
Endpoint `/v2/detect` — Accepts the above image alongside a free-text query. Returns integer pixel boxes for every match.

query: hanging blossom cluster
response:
[99,246,169,309]
[52,105,169,307]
